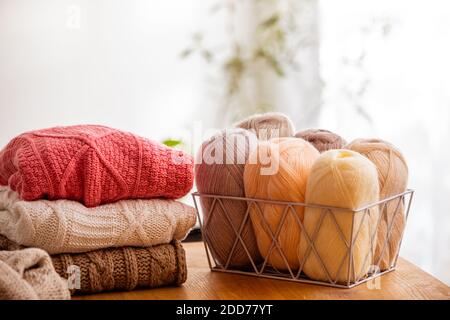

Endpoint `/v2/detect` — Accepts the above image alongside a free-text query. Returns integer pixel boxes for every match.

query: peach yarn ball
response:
[345,138,408,271]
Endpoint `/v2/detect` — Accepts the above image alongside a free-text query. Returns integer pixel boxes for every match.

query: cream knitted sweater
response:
[0,248,70,300]
[0,187,196,254]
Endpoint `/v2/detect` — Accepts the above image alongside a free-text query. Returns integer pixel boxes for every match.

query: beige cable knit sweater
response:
[0,187,196,254]
[0,248,70,300]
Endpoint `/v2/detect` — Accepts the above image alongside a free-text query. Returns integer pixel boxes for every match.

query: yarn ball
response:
[298,149,380,284]
[195,129,262,268]
[234,112,295,140]
[345,138,408,271]
[243,137,319,270]
[295,129,347,153]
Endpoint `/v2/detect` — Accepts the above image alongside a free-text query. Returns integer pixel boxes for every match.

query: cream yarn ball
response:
[298,149,380,284]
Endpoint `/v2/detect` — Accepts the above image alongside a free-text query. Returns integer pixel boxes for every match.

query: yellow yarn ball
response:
[298,149,380,284]
[345,138,408,270]
[234,112,295,140]
[243,137,319,270]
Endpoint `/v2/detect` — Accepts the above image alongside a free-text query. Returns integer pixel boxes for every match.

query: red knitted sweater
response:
[0,125,193,207]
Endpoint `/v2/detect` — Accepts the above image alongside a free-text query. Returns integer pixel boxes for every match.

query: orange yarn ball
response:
[243,137,319,270]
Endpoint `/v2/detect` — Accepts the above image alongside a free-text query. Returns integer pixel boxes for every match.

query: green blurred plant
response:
[340,16,395,125]
[162,139,183,148]
[181,0,301,121]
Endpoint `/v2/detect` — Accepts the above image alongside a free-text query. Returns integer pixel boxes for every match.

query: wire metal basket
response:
[192,190,414,289]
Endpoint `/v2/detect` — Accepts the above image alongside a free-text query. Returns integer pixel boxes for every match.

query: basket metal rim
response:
[192,189,414,212]
[209,266,396,289]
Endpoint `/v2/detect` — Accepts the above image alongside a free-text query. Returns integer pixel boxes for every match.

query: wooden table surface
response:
[75,241,449,300]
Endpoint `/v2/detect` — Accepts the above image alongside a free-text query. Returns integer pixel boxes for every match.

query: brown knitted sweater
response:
[53,242,187,295]
[0,236,187,295]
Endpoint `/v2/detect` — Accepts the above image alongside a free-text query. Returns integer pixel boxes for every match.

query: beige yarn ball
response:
[234,112,295,140]
[298,149,380,284]
[243,137,319,270]
[345,138,408,271]
[295,129,347,153]
[195,129,262,268]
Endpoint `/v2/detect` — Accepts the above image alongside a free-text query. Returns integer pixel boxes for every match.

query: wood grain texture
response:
[74,241,449,300]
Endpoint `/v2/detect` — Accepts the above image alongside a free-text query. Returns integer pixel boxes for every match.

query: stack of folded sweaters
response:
[0,125,196,299]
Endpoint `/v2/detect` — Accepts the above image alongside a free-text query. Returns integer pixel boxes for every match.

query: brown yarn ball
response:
[234,112,295,140]
[243,137,320,271]
[295,129,347,153]
[345,138,409,271]
[195,129,262,268]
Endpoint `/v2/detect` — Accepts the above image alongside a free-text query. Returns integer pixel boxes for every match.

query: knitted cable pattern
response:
[52,241,187,295]
[0,187,196,254]
[0,235,186,295]
[0,125,194,207]
[0,248,70,300]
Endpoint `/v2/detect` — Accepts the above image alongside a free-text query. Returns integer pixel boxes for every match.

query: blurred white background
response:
[0,0,449,284]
